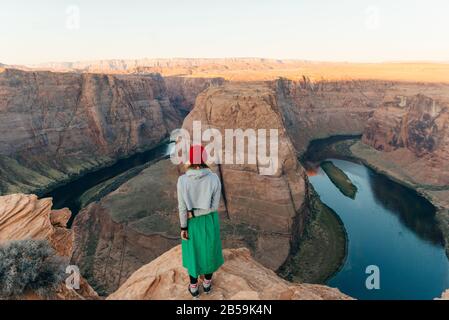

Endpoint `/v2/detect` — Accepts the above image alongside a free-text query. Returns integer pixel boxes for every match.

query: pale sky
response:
[1,0,449,65]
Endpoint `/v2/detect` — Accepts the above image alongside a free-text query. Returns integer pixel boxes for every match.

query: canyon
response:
[0,69,180,195]
[71,81,311,293]
[355,93,449,255]
[73,77,449,295]
[0,68,223,196]
[1,60,449,299]
[0,193,350,300]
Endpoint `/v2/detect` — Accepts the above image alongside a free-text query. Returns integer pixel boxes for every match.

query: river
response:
[44,142,174,226]
[309,158,449,300]
[44,138,449,299]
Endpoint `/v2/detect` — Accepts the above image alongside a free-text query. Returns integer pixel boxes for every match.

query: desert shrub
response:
[0,239,68,299]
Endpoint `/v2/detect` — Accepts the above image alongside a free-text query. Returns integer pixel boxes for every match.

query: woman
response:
[177,145,224,298]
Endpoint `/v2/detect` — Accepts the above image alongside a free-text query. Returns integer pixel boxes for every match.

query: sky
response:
[1,0,449,65]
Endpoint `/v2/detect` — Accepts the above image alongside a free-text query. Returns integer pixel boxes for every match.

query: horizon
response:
[3,57,449,69]
[27,57,449,66]
[3,56,449,84]
[1,0,449,65]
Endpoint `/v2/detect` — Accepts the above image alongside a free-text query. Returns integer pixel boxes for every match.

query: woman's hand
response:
[181,230,189,240]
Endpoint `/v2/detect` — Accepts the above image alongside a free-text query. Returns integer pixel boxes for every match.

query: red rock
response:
[0,193,98,300]
[107,245,352,300]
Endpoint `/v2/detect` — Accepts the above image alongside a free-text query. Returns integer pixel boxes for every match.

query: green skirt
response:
[182,211,224,278]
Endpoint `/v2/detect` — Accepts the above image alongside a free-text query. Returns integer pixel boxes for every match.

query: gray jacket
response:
[177,168,221,229]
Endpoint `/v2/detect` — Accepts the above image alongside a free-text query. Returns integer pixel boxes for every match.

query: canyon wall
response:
[72,83,310,294]
[72,79,449,294]
[72,159,181,295]
[274,79,449,154]
[362,93,449,187]
[0,68,182,195]
[274,79,449,254]
[0,193,351,300]
[3,63,449,299]
[182,83,308,270]
[274,78,380,153]
[164,76,225,115]
[354,89,449,255]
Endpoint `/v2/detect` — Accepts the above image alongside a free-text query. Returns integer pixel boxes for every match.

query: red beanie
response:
[189,145,207,165]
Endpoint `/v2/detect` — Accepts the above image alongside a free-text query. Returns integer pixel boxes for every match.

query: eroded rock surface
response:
[0,69,181,195]
[73,79,449,294]
[108,245,351,300]
[0,194,97,299]
[355,91,449,256]
[182,83,308,270]
[362,94,449,187]
[73,82,310,294]
[72,160,181,295]
[164,76,225,114]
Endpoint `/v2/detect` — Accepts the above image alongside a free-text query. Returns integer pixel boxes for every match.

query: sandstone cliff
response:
[164,76,225,115]
[0,194,97,299]
[354,91,449,255]
[0,68,182,195]
[272,78,449,256]
[182,83,308,270]
[274,79,449,153]
[274,78,380,153]
[72,159,181,295]
[107,245,351,300]
[3,61,449,300]
[71,79,449,294]
[72,82,312,294]
[362,94,449,187]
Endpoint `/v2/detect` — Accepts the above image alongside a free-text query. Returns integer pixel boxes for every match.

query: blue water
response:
[45,142,174,226]
[309,159,449,300]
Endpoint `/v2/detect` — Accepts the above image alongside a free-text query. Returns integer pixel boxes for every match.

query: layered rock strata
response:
[73,80,449,293]
[0,68,181,195]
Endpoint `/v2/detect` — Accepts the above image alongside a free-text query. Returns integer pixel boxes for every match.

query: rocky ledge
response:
[0,194,98,299]
[0,193,354,300]
[107,245,351,300]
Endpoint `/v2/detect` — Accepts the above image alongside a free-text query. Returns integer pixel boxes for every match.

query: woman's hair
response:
[187,163,209,170]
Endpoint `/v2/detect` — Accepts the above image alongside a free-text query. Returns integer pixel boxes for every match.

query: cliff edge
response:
[0,194,98,299]
[108,245,351,300]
